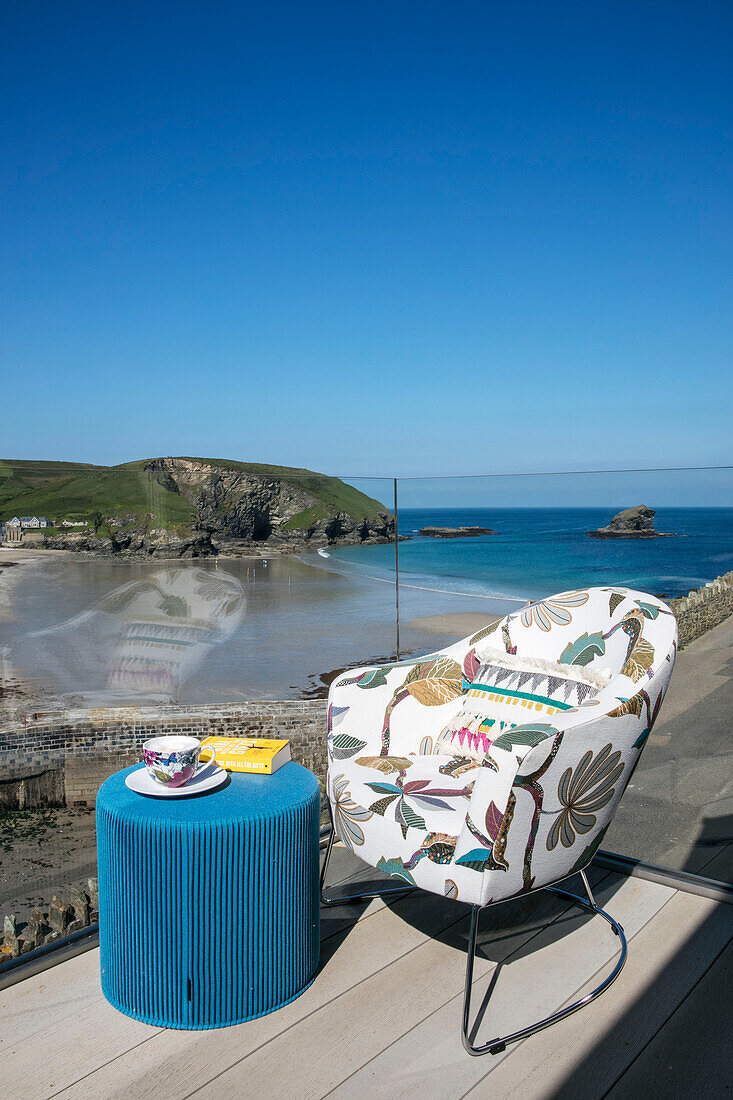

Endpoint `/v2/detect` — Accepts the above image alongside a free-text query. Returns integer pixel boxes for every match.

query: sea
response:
[317,507,733,604]
[2,507,731,708]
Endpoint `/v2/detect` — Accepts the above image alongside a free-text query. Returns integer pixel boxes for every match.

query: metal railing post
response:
[393,477,400,660]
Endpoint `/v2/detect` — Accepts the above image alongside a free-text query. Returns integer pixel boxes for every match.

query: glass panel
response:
[1,461,731,968]
[0,468,399,711]
[0,464,397,961]
[391,470,733,887]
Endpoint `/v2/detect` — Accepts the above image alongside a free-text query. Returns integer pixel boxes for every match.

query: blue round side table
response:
[96,762,320,1029]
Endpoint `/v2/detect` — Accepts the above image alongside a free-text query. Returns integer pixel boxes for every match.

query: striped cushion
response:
[434,659,603,761]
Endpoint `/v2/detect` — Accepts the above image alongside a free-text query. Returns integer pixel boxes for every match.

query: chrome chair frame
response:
[319,820,415,907]
[320,824,627,1056]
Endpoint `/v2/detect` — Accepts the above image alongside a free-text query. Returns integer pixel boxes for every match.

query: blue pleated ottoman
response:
[96,762,320,1029]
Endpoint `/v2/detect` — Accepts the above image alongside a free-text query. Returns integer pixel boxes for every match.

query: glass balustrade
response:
[1,461,731,969]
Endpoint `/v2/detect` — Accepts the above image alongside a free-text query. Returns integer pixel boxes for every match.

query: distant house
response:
[12,516,49,529]
[2,516,49,542]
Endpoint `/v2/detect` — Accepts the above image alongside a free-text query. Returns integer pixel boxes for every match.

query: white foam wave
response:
[300,551,529,603]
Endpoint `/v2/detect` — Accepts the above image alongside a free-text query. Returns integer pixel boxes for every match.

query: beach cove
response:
[0,550,508,714]
[2,506,732,712]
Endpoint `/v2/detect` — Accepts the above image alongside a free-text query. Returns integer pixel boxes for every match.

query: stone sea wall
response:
[669,570,733,647]
[0,700,329,810]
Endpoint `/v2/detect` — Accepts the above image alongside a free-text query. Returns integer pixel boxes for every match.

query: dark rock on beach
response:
[0,877,99,966]
[418,526,496,538]
[48,895,73,934]
[588,505,673,539]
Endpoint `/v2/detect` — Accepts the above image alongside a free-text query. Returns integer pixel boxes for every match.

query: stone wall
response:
[669,570,733,647]
[0,700,329,810]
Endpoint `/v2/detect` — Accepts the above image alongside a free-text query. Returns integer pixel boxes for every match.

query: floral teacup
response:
[142,736,213,788]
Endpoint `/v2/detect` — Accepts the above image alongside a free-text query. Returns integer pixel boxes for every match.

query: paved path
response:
[605,613,733,883]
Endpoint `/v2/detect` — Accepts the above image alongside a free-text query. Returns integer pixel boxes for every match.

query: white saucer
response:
[125,761,228,798]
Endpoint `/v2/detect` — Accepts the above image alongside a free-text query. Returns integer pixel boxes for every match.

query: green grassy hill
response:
[0,458,389,535]
[0,459,195,530]
[0,459,102,513]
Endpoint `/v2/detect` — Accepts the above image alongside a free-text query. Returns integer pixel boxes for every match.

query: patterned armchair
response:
[321,586,677,1054]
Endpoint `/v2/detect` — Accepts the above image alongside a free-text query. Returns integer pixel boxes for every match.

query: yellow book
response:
[200,736,292,775]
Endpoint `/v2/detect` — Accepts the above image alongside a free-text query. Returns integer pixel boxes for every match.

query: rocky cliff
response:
[13,457,393,557]
[417,526,496,538]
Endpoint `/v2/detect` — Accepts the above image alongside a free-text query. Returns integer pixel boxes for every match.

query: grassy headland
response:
[0,457,392,555]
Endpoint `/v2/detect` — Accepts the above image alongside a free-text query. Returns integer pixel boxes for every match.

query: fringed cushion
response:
[434,650,611,761]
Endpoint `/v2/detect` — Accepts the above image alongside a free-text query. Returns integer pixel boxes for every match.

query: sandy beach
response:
[0,547,70,621]
[0,549,75,714]
[404,611,500,638]
[0,806,98,925]
[0,547,71,563]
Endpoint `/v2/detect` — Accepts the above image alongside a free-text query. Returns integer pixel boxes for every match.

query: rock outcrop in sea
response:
[587,505,672,539]
[417,526,496,538]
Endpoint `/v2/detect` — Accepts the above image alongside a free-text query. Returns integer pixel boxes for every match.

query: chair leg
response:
[320,823,415,907]
[461,869,627,1056]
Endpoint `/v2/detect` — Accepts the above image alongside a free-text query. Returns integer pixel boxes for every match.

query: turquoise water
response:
[317,507,733,603]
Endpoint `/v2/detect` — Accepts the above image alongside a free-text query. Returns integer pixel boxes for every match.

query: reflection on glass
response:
[22,566,246,706]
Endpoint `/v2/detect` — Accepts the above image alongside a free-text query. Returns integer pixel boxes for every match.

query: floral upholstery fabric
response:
[326,586,677,907]
[328,754,478,898]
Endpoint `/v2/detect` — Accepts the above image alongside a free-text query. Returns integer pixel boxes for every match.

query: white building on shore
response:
[7,516,49,529]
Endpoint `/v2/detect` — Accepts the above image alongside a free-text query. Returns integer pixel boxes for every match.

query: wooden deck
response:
[2,844,731,1099]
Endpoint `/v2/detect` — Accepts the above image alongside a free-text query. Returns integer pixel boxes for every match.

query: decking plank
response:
[605,935,733,1100]
[49,873,474,1098]
[1,845,388,1097]
[6,852,726,1100]
[464,889,733,1100]
[2,992,161,1100]
[0,844,376,1050]
[189,874,638,1099]
[0,948,103,1051]
[323,875,673,1100]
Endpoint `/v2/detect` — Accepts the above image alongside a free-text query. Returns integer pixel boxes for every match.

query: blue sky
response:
[2,2,731,495]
